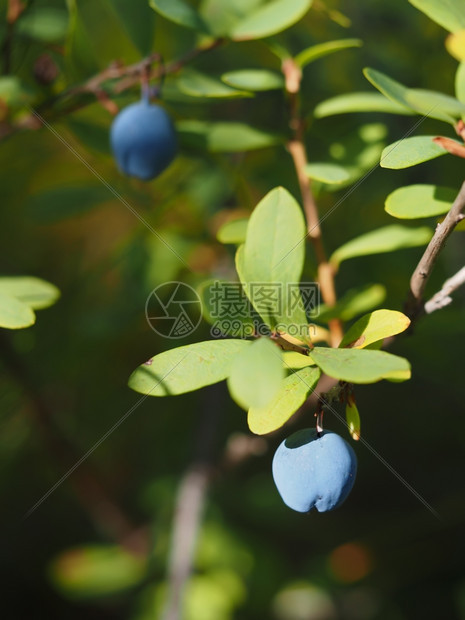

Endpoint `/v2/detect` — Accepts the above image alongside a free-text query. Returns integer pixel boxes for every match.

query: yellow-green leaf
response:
[339,310,410,349]
[385,185,456,219]
[248,366,320,434]
[295,38,362,68]
[345,399,361,440]
[0,291,35,329]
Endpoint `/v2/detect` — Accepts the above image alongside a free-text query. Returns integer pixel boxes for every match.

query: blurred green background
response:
[1,0,465,618]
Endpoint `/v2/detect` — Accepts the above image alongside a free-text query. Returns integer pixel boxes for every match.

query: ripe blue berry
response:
[272,429,357,513]
[110,99,177,181]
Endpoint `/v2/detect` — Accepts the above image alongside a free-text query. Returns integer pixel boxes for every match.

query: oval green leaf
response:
[248,366,320,435]
[128,339,250,396]
[227,337,284,410]
[282,351,315,369]
[178,120,282,152]
[311,347,411,384]
[364,67,465,124]
[0,291,36,329]
[330,225,432,268]
[178,70,252,99]
[339,309,410,349]
[295,38,362,68]
[0,276,60,310]
[314,92,415,118]
[149,0,209,32]
[385,185,457,219]
[216,218,249,244]
[17,7,69,43]
[221,70,284,91]
[409,0,465,33]
[380,136,452,169]
[231,0,312,40]
[305,162,350,184]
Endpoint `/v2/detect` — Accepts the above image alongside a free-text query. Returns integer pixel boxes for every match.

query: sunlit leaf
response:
[380,136,452,169]
[178,70,252,99]
[314,92,415,118]
[409,0,465,33]
[295,38,362,68]
[149,0,209,32]
[227,337,284,410]
[0,291,35,329]
[248,365,320,434]
[339,310,410,349]
[221,69,284,91]
[446,29,465,61]
[311,347,411,383]
[0,277,60,310]
[330,225,432,268]
[216,218,249,244]
[231,0,312,40]
[385,185,456,219]
[305,162,350,184]
[238,187,307,332]
[178,120,282,152]
[364,67,465,124]
[128,340,250,396]
[197,280,258,338]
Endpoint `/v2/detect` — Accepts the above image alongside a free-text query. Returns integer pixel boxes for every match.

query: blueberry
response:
[272,429,357,513]
[110,99,177,181]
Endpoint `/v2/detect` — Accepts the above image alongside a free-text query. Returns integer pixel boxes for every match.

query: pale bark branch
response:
[424,265,465,314]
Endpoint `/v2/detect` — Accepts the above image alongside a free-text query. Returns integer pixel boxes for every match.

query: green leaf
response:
[385,185,457,219]
[364,67,465,124]
[216,218,249,244]
[318,284,386,323]
[178,121,282,152]
[408,0,465,33]
[311,347,411,384]
[26,185,111,223]
[49,545,146,600]
[17,7,69,42]
[330,225,432,268]
[248,366,320,434]
[197,280,258,338]
[305,162,350,184]
[221,69,284,91]
[295,38,362,68]
[231,0,312,40]
[238,187,307,331]
[0,291,35,329]
[149,0,209,32]
[339,310,411,349]
[0,277,60,310]
[227,338,284,410]
[199,0,265,37]
[380,136,452,169]
[282,351,315,369]
[128,340,250,396]
[345,399,360,440]
[314,92,415,118]
[456,61,465,104]
[178,70,252,99]
[110,0,156,55]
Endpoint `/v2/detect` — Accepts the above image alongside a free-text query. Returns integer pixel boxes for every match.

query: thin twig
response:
[282,58,343,347]
[406,180,465,319]
[424,265,465,314]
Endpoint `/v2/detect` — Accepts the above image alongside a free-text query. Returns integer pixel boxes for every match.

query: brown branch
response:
[0,38,225,141]
[0,331,140,547]
[282,58,343,347]
[405,180,465,319]
[424,265,465,314]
